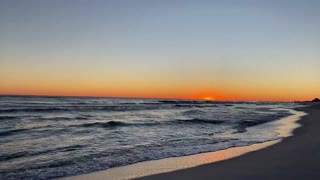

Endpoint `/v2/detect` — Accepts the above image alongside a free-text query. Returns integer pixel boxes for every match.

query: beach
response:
[2,97,303,179]
[1,1,320,180]
[139,104,320,180]
[1,97,317,180]
[62,103,308,180]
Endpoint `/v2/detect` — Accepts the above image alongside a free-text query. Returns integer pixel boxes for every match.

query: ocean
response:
[0,96,300,179]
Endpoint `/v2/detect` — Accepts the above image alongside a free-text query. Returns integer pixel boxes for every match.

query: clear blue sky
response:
[1,0,319,100]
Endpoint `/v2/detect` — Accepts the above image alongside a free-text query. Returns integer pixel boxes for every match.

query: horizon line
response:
[0,93,297,102]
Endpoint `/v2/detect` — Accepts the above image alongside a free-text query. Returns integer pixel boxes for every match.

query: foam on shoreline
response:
[61,109,306,180]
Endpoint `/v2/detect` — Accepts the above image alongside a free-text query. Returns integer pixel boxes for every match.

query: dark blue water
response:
[0,96,297,179]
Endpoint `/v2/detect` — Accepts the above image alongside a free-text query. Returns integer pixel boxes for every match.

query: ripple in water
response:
[0,96,298,179]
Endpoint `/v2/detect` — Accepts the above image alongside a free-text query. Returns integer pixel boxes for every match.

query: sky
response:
[0,0,319,101]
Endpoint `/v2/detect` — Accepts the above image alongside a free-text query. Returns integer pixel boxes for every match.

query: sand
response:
[63,105,315,180]
[138,104,320,180]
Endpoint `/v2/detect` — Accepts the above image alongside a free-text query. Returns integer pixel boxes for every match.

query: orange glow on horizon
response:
[0,90,316,102]
[0,84,318,102]
[202,97,215,101]
[0,77,318,102]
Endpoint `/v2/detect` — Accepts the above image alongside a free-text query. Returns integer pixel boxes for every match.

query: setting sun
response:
[203,97,215,101]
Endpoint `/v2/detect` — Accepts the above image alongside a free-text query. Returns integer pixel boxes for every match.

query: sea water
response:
[0,96,300,179]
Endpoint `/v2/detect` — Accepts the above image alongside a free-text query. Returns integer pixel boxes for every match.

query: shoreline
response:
[138,104,320,180]
[62,106,308,180]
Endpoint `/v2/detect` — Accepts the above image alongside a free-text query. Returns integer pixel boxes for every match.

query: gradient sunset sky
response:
[1,0,319,101]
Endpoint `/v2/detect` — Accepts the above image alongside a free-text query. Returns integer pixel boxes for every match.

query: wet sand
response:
[64,105,310,180]
[139,104,320,180]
